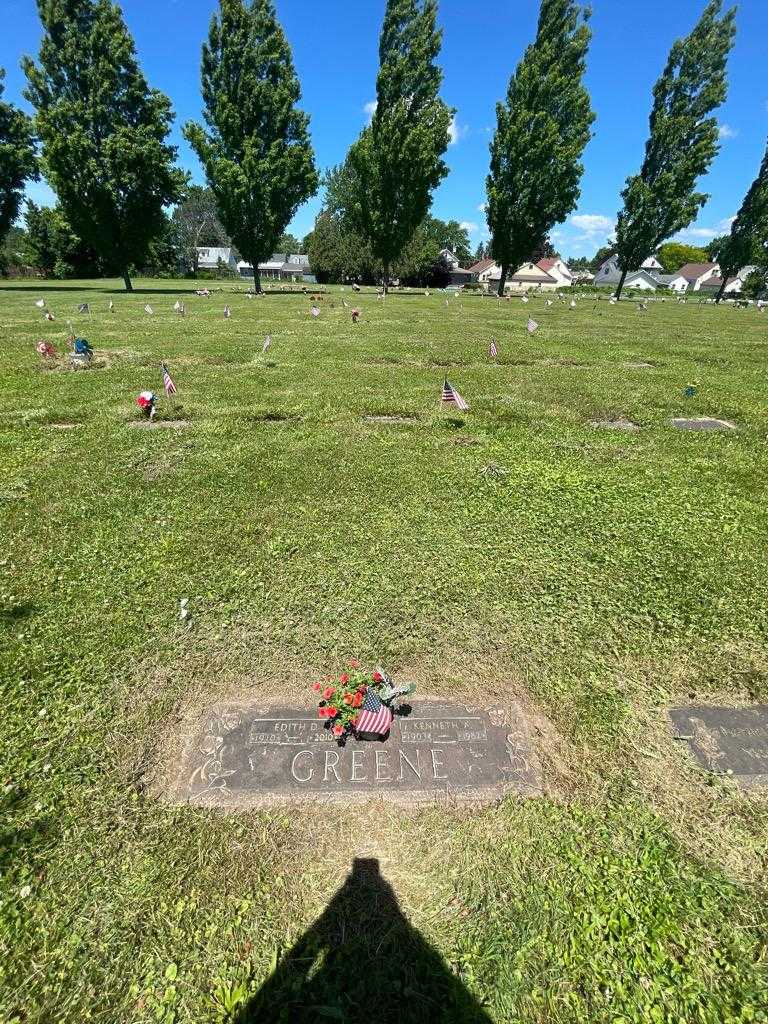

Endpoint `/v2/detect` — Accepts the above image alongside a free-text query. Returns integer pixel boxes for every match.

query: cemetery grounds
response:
[1,278,767,1022]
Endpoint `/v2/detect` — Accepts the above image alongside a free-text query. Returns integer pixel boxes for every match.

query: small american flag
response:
[441,378,469,412]
[262,335,271,353]
[527,318,539,334]
[35,298,46,308]
[310,305,320,317]
[78,302,89,314]
[355,687,393,736]
[224,305,231,319]
[489,339,498,359]
[161,362,177,396]
[144,304,154,315]
[109,300,115,312]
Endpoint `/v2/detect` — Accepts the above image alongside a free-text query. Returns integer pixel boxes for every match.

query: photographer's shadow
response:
[235,857,493,1023]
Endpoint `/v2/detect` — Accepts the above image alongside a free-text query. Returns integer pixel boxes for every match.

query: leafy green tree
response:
[568,256,591,272]
[656,241,710,273]
[740,268,767,300]
[486,0,594,295]
[420,216,471,264]
[472,241,490,263]
[23,0,186,291]
[589,244,614,274]
[613,1,736,298]
[0,224,30,275]
[171,185,229,273]
[0,68,38,245]
[24,200,100,278]
[346,0,452,290]
[712,141,768,302]
[306,210,378,284]
[184,0,318,293]
[276,232,302,253]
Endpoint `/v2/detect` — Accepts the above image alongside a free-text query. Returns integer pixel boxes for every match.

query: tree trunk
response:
[614,267,628,301]
[383,264,390,295]
[496,263,509,296]
[715,276,728,304]
[252,265,262,294]
[122,270,133,292]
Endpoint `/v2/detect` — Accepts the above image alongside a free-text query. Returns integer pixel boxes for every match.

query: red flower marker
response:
[349,659,360,669]
[372,671,383,682]
[339,673,349,684]
[332,724,344,737]
[312,682,322,693]
[322,686,334,700]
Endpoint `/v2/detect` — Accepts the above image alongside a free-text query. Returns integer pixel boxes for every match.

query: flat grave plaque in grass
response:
[670,705,768,790]
[175,701,541,808]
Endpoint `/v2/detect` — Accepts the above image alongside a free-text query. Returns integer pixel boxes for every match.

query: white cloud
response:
[717,215,737,233]
[459,221,479,233]
[448,116,468,145]
[363,100,377,122]
[718,123,737,140]
[676,227,717,240]
[477,203,487,213]
[570,214,615,236]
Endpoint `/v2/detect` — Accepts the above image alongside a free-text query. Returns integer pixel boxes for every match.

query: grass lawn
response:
[1,277,767,1022]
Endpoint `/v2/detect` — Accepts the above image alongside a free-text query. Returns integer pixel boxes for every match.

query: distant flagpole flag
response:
[161,362,177,396]
[489,339,498,359]
[527,318,539,334]
[441,378,469,412]
[355,687,393,736]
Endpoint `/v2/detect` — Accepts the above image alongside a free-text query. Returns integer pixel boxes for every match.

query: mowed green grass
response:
[1,278,767,1022]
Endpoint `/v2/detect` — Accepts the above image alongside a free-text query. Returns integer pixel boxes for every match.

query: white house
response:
[667,262,721,292]
[595,252,664,285]
[699,275,743,297]
[196,246,238,273]
[475,260,560,291]
[620,270,659,291]
[537,258,573,287]
[237,253,313,281]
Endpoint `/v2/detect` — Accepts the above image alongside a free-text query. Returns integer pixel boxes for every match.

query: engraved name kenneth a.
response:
[288,747,450,784]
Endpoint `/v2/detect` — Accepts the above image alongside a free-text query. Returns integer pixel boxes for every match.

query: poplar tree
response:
[0,68,38,243]
[486,0,594,296]
[613,0,736,300]
[184,0,318,294]
[347,0,452,291]
[23,0,185,291]
[713,141,768,302]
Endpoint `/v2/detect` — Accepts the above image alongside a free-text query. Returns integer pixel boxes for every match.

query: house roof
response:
[624,270,658,285]
[536,258,571,275]
[676,262,718,281]
[700,276,740,289]
[468,258,495,274]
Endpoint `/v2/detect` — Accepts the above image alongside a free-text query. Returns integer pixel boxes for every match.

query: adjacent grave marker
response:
[671,417,736,432]
[174,700,542,808]
[670,705,768,790]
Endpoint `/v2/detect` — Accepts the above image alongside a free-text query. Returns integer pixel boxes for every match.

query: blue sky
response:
[2,0,767,259]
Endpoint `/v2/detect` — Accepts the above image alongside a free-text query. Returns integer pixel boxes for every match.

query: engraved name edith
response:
[178,701,542,807]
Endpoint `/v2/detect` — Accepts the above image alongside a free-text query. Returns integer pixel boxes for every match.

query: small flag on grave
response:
[310,305,320,317]
[354,687,393,736]
[527,318,539,334]
[144,304,154,315]
[262,335,271,353]
[546,299,553,307]
[224,305,231,319]
[162,362,177,396]
[109,300,115,312]
[78,303,89,314]
[35,298,46,309]
[522,296,529,304]
[441,378,469,412]
[489,339,498,359]
[569,300,576,309]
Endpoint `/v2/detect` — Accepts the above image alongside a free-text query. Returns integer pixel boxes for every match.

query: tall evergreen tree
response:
[486,0,594,295]
[346,0,452,291]
[184,0,318,294]
[0,67,38,243]
[23,0,185,291]
[713,141,768,302]
[613,0,736,299]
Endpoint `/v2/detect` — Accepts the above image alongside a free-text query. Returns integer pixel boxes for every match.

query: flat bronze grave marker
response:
[174,700,542,808]
[670,705,768,790]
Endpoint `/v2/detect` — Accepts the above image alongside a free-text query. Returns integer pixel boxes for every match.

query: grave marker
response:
[670,705,768,790]
[173,700,542,808]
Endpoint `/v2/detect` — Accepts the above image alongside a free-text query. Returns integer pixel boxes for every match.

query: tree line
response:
[0,0,766,298]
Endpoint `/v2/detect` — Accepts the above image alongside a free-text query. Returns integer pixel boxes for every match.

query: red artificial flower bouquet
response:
[312,663,413,742]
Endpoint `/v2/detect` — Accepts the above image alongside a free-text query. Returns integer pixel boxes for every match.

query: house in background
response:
[594,252,664,286]
[440,249,474,286]
[667,263,721,292]
[468,258,497,285]
[237,254,314,282]
[536,257,573,287]
[196,246,238,273]
[698,274,743,297]
[468,257,566,291]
